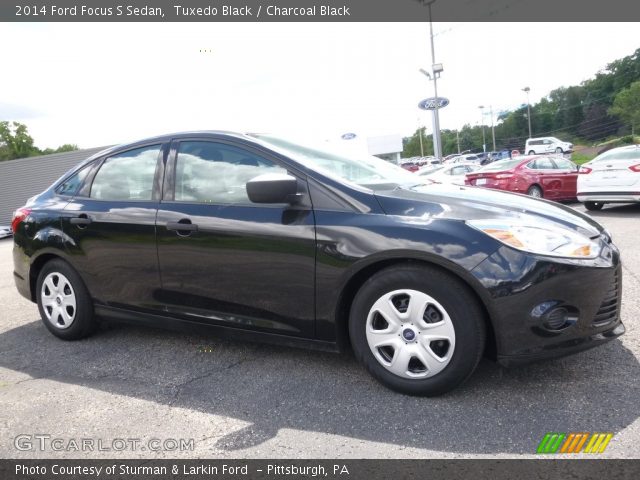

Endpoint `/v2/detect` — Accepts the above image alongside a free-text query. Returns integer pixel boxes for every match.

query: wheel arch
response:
[29,252,69,302]
[333,256,498,360]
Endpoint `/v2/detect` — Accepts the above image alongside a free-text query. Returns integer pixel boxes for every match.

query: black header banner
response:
[1,0,640,22]
[1,459,639,480]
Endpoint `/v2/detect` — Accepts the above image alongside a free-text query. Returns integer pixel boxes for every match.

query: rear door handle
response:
[70,215,92,226]
[166,220,198,235]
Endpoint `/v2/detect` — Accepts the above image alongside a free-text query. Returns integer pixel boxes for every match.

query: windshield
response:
[250,134,418,189]
[479,158,523,171]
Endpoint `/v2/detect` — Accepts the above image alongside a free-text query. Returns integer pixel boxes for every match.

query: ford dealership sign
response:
[418,97,450,110]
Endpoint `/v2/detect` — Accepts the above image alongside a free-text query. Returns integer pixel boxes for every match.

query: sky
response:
[1,22,640,150]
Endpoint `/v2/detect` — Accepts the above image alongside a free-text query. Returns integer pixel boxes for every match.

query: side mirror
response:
[246,173,299,204]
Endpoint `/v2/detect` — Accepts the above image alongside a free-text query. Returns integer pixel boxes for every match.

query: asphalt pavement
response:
[0,202,638,459]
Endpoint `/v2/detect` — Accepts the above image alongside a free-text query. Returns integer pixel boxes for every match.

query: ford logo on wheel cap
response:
[402,329,416,341]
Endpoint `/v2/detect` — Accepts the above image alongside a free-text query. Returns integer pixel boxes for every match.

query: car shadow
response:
[1,319,638,455]
[580,203,640,218]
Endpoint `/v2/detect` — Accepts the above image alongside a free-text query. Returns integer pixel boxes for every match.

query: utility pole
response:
[456,130,461,154]
[522,87,532,139]
[418,126,424,157]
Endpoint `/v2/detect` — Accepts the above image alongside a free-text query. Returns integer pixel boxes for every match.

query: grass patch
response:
[571,152,596,165]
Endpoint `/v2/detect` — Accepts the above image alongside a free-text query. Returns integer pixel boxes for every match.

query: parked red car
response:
[465,155,579,200]
[400,162,420,173]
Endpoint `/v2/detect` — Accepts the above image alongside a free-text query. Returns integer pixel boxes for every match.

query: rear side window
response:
[90,145,160,201]
[56,163,92,196]
[529,157,555,169]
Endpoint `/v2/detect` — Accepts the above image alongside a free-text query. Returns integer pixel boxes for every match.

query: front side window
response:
[174,141,287,204]
[553,158,576,170]
[90,145,160,201]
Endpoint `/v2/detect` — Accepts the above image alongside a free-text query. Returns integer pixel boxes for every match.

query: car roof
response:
[83,130,252,162]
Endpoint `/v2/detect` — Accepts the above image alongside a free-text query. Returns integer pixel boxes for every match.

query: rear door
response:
[155,137,316,337]
[61,143,167,310]
[526,157,564,199]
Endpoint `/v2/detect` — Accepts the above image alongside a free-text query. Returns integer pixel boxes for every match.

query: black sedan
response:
[11,132,624,396]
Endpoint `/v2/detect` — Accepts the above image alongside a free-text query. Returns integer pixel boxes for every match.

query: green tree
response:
[40,144,79,155]
[608,80,640,136]
[0,121,39,160]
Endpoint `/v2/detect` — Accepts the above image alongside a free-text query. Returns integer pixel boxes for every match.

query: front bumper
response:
[471,238,624,364]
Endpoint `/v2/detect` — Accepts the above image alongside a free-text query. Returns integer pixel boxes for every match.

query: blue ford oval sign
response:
[341,132,357,140]
[418,97,450,110]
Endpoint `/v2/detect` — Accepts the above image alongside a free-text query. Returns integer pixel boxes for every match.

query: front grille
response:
[592,268,620,327]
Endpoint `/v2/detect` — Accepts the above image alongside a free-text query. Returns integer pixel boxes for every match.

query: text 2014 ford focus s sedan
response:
[11,132,625,395]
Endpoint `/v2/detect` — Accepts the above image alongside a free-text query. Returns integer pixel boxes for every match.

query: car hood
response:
[374,183,603,237]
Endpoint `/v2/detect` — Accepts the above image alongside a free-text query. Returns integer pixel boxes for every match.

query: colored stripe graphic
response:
[537,433,613,454]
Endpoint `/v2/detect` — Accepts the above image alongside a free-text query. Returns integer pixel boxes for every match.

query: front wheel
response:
[555,147,563,154]
[584,201,604,211]
[36,259,97,340]
[349,265,486,396]
[528,150,536,155]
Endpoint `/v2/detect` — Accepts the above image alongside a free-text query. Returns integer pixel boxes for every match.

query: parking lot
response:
[0,202,638,459]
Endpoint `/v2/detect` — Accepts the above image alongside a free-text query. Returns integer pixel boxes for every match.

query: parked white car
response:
[444,154,481,164]
[417,162,481,184]
[525,137,573,155]
[577,144,640,210]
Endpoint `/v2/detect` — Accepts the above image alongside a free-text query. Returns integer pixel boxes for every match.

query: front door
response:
[155,138,316,337]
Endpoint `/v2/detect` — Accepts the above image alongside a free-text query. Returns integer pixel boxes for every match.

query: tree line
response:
[404,48,640,157]
[0,121,78,161]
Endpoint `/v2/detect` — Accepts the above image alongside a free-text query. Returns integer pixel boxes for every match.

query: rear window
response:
[592,148,640,162]
[479,159,522,171]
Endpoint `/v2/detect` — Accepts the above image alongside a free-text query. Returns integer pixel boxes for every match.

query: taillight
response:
[495,173,513,179]
[11,208,31,233]
[579,166,592,174]
[629,164,640,172]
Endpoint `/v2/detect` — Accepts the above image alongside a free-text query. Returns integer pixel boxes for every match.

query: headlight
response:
[468,219,601,259]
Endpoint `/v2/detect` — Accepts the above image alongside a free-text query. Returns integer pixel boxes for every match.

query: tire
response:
[36,259,97,340]
[528,150,535,155]
[527,185,543,198]
[555,147,563,154]
[349,265,486,396]
[584,201,604,211]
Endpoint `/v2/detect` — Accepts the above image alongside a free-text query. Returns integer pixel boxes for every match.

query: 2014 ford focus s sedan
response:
[11,132,625,396]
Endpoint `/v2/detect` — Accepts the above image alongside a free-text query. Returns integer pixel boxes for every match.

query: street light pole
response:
[490,105,496,151]
[427,1,442,159]
[522,86,532,139]
[478,105,486,153]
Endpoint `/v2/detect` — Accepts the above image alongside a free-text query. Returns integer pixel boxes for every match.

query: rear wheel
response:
[584,201,604,211]
[527,185,543,198]
[349,265,486,396]
[36,259,96,340]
